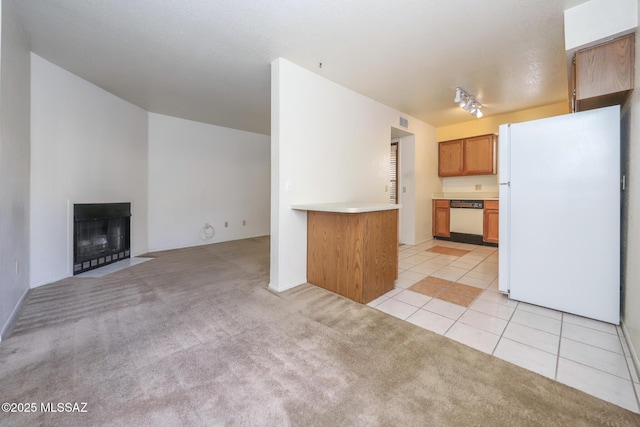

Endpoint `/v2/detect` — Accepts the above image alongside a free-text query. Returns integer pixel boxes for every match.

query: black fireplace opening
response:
[74,203,131,274]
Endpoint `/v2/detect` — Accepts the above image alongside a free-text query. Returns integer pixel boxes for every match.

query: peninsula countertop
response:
[291,202,401,213]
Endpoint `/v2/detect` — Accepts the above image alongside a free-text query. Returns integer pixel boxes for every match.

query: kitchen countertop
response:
[432,192,499,201]
[291,202,401,213]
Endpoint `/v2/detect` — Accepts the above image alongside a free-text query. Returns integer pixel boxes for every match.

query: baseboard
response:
[0,287,29,342]
[435,232,498,247]
[30,273,68,289]
[412,238,433,246]
[620,320,640,383]
[268,279,306,293]
[148,234,271,254]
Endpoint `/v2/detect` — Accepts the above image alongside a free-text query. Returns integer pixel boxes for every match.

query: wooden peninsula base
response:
[292,203,400,304]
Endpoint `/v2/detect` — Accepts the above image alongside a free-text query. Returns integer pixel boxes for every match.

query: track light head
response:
[454,87,483,118]
[463,97,473,111]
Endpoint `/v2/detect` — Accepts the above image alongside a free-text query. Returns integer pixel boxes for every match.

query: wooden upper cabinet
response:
[438,134,496,177]
[574,34,634,112]
[438,139,464,176]
[464,134,496,175]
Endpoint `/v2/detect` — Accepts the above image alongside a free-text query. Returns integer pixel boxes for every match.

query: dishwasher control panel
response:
[450,200,484,209]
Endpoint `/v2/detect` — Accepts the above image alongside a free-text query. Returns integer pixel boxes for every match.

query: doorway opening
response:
[390,126,415,245]
[390,142,398,204]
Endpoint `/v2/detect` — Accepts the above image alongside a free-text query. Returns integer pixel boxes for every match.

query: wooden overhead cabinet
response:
[574,34,634,112]
[438,139,464,176]
[438,134,497,177]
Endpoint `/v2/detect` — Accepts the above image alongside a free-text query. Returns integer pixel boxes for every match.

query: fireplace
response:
[73,203,131,274]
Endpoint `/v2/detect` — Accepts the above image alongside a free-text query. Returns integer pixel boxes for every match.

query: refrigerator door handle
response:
[499,182,510,186]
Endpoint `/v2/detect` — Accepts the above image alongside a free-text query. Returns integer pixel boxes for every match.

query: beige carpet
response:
[1,236,639,426]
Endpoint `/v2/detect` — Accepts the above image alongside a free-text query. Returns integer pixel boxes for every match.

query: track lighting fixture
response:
[453,87,483,119]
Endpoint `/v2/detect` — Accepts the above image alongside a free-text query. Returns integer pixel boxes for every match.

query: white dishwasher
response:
[449,200,484,235]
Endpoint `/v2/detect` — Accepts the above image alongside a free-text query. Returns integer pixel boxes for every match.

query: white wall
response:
[0,0,30,339]
[564,0,637,50]
[413,124,440,242]
[270,58,438,291]
[621,1,640,381]
[30,55,148,288]
[147,113,270,251]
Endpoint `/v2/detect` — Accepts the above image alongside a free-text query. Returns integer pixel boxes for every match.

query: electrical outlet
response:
[403,186,406,193]
[224,221,228,228]
[242,220,246,226]
[475,184,482,191]
[384,185,388,192]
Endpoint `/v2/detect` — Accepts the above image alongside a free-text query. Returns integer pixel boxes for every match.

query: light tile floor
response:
[368,239,640,413]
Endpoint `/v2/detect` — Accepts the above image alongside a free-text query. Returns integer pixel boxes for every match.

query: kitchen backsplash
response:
[441,175,499,194]
[432,192,499,199]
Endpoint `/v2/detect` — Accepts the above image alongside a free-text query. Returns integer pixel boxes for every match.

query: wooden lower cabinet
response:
[432,200,450,238]
[483,200,499,244]
[306,209,398,304]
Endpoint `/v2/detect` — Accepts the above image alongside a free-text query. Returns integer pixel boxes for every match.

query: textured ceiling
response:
[12,0,590,135]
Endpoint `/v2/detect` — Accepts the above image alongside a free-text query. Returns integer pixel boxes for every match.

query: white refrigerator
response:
[498,106,620,325]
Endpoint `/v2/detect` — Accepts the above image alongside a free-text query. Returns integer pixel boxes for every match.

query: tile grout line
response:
[490,300,519,356]
[508,317,562,337]
[554,313,564,380]
[617,325,640,409]
[516,306,564,322]
[447,298,470,337]
[558,356,639,383]
[560,335,626,356]
[403,306,420,321]
[441,279,496,342]
[441,314,458,336]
